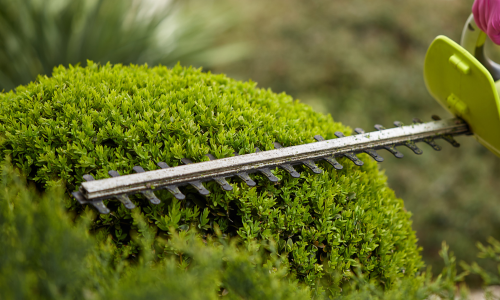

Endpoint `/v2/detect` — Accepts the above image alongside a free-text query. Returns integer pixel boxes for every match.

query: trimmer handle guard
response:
[424,35,500,157]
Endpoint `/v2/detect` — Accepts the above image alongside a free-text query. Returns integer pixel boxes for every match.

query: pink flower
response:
[473,0,500,44]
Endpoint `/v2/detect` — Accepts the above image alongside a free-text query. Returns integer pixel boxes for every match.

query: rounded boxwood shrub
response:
[0,62,422,289]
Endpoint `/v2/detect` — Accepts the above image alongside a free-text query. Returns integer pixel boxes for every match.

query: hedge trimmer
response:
[73,15,500,214]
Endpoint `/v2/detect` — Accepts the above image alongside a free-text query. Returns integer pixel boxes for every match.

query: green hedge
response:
[0,160,469,300]
[0,163,312,299]
[0,62,421,289]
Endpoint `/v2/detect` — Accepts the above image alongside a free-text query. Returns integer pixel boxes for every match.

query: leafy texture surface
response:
[0,163,466,299]
[0,63,422,288]
[0,163,312,300]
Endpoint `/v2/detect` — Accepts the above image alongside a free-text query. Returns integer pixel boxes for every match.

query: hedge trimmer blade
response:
[73,117,469,214]
[74,14,500,214]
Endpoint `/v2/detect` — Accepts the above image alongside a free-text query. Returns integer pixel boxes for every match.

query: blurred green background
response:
[2,0,499,286]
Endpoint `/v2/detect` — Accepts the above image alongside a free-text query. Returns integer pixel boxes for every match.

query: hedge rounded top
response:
[0,62,422,288]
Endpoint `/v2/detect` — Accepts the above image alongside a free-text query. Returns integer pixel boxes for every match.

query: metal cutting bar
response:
[79,118,469,201]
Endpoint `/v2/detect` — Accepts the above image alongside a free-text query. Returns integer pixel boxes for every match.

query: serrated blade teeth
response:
[334,132,363,166]
[334,131,345,138]
[74,117,469,214]
[277,141,321,175]
[377,122,424,155]
[313,136,344,170]
[383,145,404,158]
[133,166,161,204]
[205,154,233,191]
[132,166,146,173]
[157,161,170,169]
[108,170,136,209]
[77,175,111,214]
[392,121,423,154]
[393,121,403,127]
[236,172,257,186]
[83,174,95,182]
[72,191,111,214]
[403,141,423,155]
[213,177,233,190]
[442,135,460,147]
[232,152,257,186]
[373,126,405,157]
[91,201,111,214]
[156,162,186,200]
[374,124,386,131]
[302,159,322,173]
[166,186,186,200]
[273,142,301,177]
[314,135,343,169]
[108,170,121,178]
[323,156,343,170]
[189,180,210,195]
[181,158,194,165]
[139,190,160,204]
[423,138,442,151]
[354,128,383,162]
[180,159,210,195]
[314,135,325,142]
[364,149,384,162]
[258,168,280,182]
[115,194,136,209]
[279,163,301,178]
[343,153,364,166]
[354,128,365,134]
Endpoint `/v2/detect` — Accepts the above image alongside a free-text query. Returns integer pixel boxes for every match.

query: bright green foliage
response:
[0,63,422,289]
[0,162,470,299]
[0,162,92,299]
[0,163,313,299]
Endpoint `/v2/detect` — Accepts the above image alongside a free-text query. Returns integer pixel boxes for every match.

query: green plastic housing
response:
[424,35,500,157]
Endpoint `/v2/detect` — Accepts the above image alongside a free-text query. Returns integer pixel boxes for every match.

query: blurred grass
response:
[0,0,247,91]
[212,0,500,285]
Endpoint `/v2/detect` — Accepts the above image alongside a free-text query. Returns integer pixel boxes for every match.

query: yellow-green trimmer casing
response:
[424,35,500,157]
